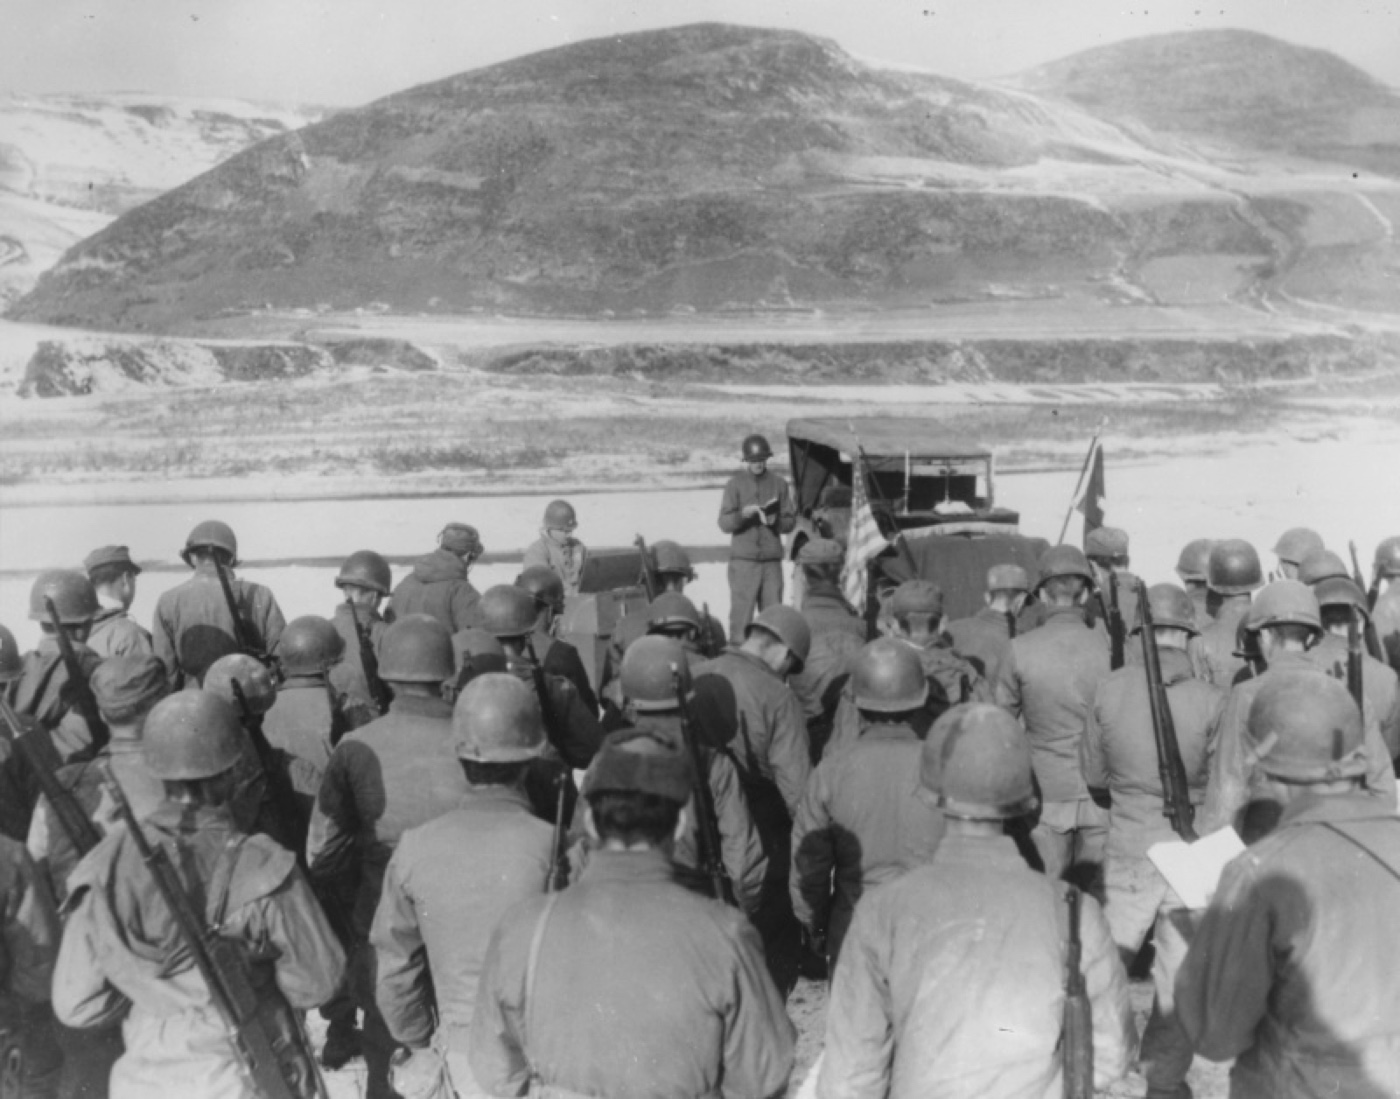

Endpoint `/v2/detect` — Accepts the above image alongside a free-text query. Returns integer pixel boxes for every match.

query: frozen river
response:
[1,430,1397,649]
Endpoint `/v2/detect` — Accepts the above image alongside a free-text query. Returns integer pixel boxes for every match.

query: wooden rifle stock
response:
[1104,570,1125,670]
[1062,886,1094,1099]
[671,664,738,907]
[634,535,659,602]
[0,695,101,856]
[1135,579,1197,842]
[43,596,109,751]
[344,597,392,716]
[546,773,569,892]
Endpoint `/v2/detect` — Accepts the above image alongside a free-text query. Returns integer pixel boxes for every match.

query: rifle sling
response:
[523,892,563,1085]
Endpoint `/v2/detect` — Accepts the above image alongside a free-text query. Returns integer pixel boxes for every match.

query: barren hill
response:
[10,24,1400,330]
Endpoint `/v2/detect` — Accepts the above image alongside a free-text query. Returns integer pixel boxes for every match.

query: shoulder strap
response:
[206,833,249,930]
[1317,821,1400,886]
[523,892,562,1081]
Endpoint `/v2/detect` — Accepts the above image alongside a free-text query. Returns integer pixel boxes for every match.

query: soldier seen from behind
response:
[1189,538,1263,688]
[818,703,1135,1099]
[389,523,483,635]
[469,727,795,1099]
[791,539,867,762]
[82,545,153,659]
[1173,538,1216,632]
[0,832,62,1099]
[1271,526,1324,582]
[1372,535,1400,672]
[1085,526,1140,655]
[718,433,796,640]
[152,520,285,688]
[8,571,102,740]
[1311,576,1400,766]
[946,563,1035,688]
[522,499,588,598]
[515,565,598,714]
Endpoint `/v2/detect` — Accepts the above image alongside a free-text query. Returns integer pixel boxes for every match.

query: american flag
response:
[842,466,888,610]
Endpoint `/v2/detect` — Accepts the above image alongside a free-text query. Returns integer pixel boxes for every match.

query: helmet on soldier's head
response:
[1272,528,1324,568]
[920,704,1038,820]
[1135,583,1198,635]
[1207,539,1263,595]
[204,653,277,716]
[647,593,702,635]
[852,638,928,713]
[1297,550,1349,587]
[478,586,539,640]
[542,500,577,532]
[377,615,455,683]
[277,616,344,676]
[1250,580,1322,635]
[1374,536,1400,580]
[650,540,695,581]
[620,636,691,712]
[452,673,543,762]
[890,580,944,619]
[1084,527,1129,561]
[746,605,811,673]
[180,520,239,567]
[1036,545,1094,587]
[144,691,244,780]
[335,550,392,595]
[0,625,21,682]
[986,564,1031,593]
[1175,539,1215,583]
[516,566,565,611]
[28,570,99,624]
[1247,673,1366,783]
[1313,576,1369,618]
[741,434,773,462]
[797,539,844,567]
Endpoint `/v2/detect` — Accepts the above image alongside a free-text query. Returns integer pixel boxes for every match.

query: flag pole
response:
[1057,431,1100,546]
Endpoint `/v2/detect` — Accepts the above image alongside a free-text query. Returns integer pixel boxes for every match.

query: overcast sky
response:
[3,0,1397,106]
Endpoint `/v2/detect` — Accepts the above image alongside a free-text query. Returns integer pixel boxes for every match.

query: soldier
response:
[0,623,33,841]
[946,563,1035,687]
[331,550,393,708]
[644,592,711,668]
[614,636,766,912]
[1311,576,1400,764]
[522,499,588,597]
[54,690,345,1099]
[469,727,795,1098]
[307,615,468,1099]
[1296,548,1349,587]
[1189,538,1263,687]
[82,545,153,658]
[791,639,944,967]
[1174,538,1216,631]
[152,520,285,688]
[7,571,102,739]
[372,674,554,1098]
[819,703,1135,1098]
[515,565,598,714]
[1085,526,1140,652]
[790,540,867,762]
[994,545,1111,881]
[796,538,865,641]
[718,433,796,640]
[389,523,483,634]
[1177,674,1400,1097]
[1200,581,1396,839]
[0,833,62,1099]
[1271,526,1325,581]
[1081,584,1224,1099]
[449,628,509,691]
[1373,535,1400,671]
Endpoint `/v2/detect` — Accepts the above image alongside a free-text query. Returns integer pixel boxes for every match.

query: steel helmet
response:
[180,520,239,567]
[920,703,1039,820]
[1313,576,1369,617]
[889,579,944,619]
[143,691,245,780]
[620,636,692,712]
[452,627,506,666]
[478,585,539,639]
[647,593,702,635]
[1247,673,1366,783]
[335,550,392,595]
[1373,536,1400,580]
[452,672,544,762]
[1297,550,1349,587]
[1036,545,1094,587]
[1174,539,1216,583]
[277,616,345,676]
[1207,539,1263,595]
[852,638,929,713]
[28,570,99,624]
[1084,526,1129,561]
[1250,580,1322,635]
[377,614,455,683]
[516,567,565,611]
[741,434,773,462]
[203,653,278,716]
[746,605,812,673]
[1272,527,1325,567]
[986,564,1031,593]
[1134,583,1199,635]
[0,625,20,682]
[650,540,695,580]
[542,499,577,531]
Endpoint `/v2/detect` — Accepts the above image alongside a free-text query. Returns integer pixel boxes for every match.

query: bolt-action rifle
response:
[344,596,392,716]
[1135,579,1197,842]
[1102,570,1126,671]
[522,636,562,758]
[44,597,109,752]
[1063,886,1094,1099]
[671,663,738,907]
[99,764,329,1099]
[1347,541,1385,660]
[546,772,569,893]
[634,535,659,602]
[0,695,101,857]
[1347,608,1366,716]
[213,559,270,665]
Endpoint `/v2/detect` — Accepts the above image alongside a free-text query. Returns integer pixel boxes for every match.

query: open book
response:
[1147,827,1246,910]
[758,495,781,526]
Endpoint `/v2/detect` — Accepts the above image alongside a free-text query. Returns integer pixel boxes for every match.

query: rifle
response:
[701,602,722,658]
[1347,541,1385,659]
[228,681,302,854]
[546,772,569,893]
[634,535,659,602]
[344,597,392,716]
[99,765,329,1099]
[522,637,563,756]
[1135,579,1197,842]
[671,664,738,907]
[1346,608,1365,716]
[0,695,101,857]
[44,597,109,752]
[1103,571,1125,671]
[320,678,351,749]
[213,559,268,664]
[1062,886,1094,1099]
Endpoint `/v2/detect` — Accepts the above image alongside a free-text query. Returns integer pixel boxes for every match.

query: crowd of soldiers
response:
[0,435,1398,1099]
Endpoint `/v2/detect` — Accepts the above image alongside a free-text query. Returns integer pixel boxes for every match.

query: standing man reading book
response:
[718,433,796,641]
